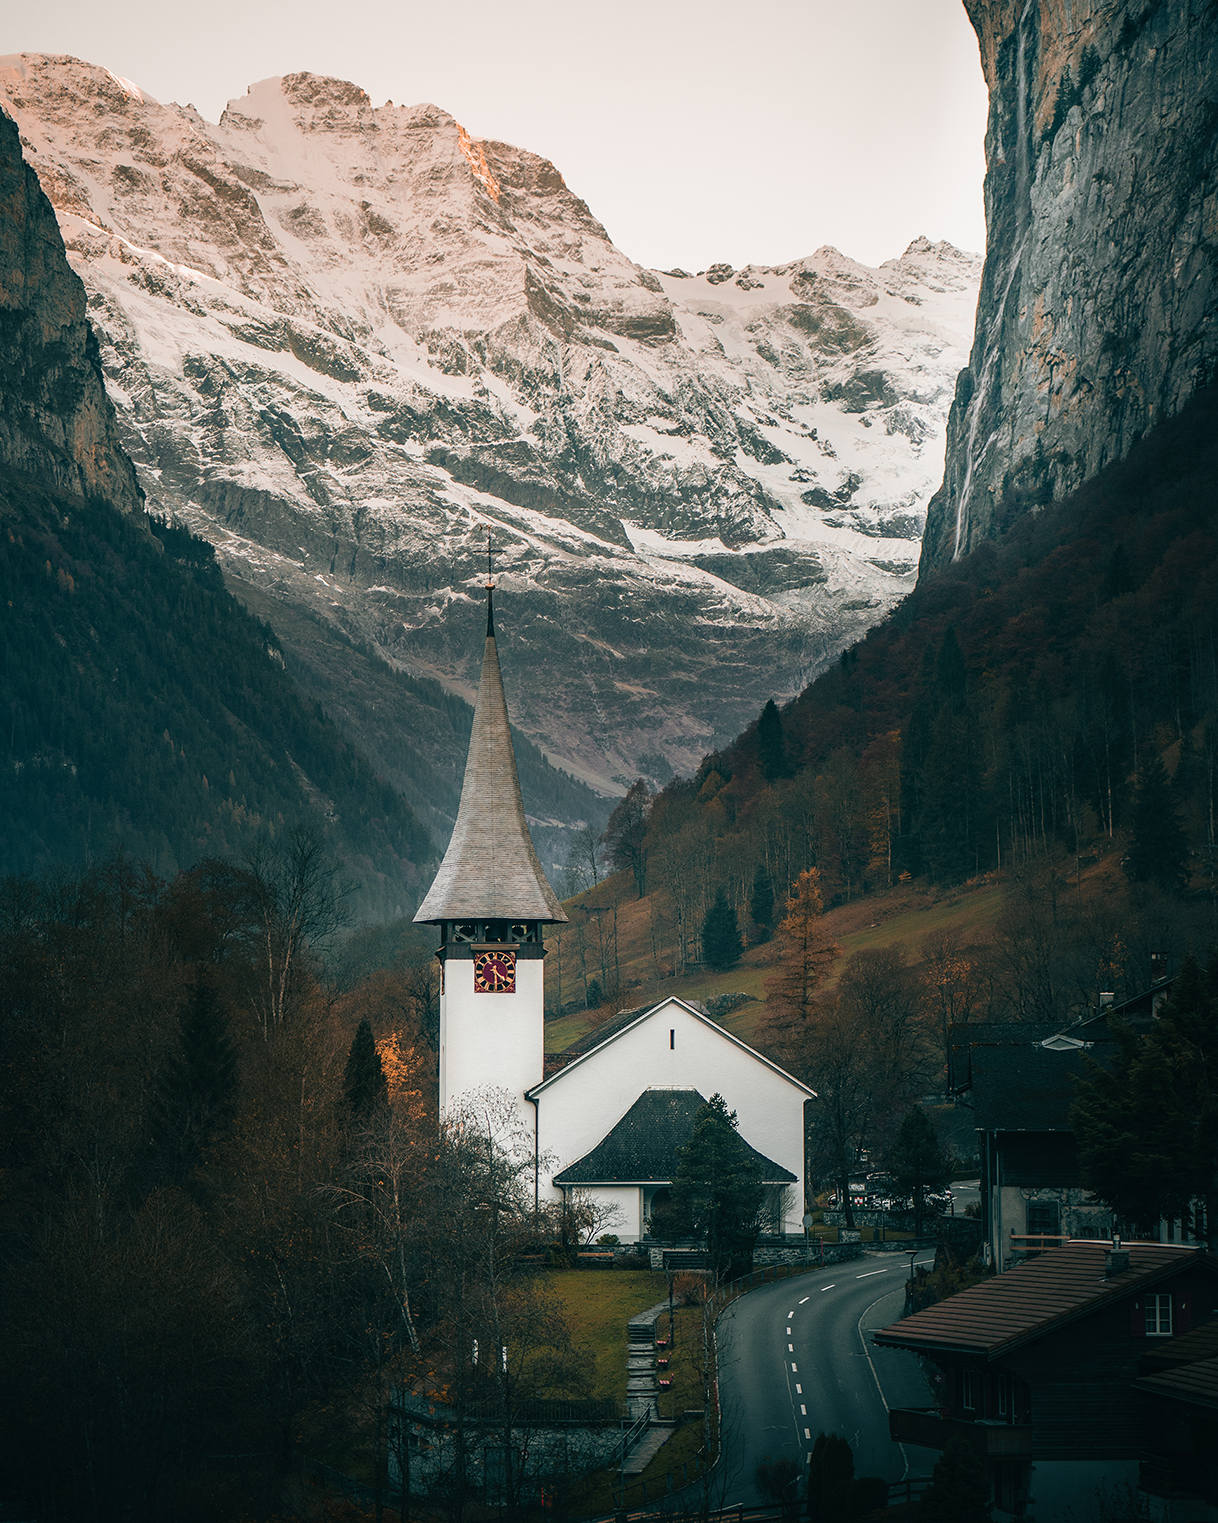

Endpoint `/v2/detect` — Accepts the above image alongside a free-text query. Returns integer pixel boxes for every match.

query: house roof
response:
[552,1087,796,1186]
[414,587,567,926]
[970,1041,1100,1132]
[530,996,815,1099]
[1136,1357,1218,1411]
[873,1243,1209,1359]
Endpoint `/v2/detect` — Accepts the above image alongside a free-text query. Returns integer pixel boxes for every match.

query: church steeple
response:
[414,579,568,927]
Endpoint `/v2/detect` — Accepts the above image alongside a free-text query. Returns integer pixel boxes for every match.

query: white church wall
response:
[567,1185,641,1242]
[536,999,808,1234]
[440,957,545,1131]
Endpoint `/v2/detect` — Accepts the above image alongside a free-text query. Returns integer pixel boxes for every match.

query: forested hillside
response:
[0,469,434,915]
[619,384,1218,999]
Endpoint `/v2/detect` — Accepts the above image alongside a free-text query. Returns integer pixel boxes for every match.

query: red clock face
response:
[474,950,516,993]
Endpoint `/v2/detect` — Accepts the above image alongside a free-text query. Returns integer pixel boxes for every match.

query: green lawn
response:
[548,1270,669,1400]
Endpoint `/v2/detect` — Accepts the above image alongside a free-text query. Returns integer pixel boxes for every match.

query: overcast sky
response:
[9,0,990,273]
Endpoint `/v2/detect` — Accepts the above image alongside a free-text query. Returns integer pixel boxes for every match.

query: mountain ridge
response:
[0,53,980,791]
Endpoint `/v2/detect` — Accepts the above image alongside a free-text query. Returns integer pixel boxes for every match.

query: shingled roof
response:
[1137,1356,1218,1411]
[414,587,567,925]
[873,1243,1209,1359]
[552,1088,796,1186]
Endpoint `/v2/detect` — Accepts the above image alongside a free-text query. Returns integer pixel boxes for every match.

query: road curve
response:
[712,1255,941,1506]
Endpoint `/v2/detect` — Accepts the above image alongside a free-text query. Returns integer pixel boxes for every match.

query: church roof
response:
[529,997,816,1097]
[552,1087,796,1186]
[415,587,568,925]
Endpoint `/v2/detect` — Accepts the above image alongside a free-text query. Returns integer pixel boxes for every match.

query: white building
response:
[414,581,813,1239]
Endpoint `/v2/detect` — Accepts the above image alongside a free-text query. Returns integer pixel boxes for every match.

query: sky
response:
[7,0,990,273]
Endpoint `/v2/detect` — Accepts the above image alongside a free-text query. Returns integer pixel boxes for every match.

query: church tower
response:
[414,578,568,1126]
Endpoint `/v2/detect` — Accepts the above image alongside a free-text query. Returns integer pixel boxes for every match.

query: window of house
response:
[997,1374,1009,1417]
[961,1369,977,1411]
[1026,1200,1060,1239]
[1146,1293,1173,1336]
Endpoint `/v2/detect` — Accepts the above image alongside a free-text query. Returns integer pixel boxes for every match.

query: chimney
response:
[1100,992,1115,1007]
[1105,1234,1129,1277]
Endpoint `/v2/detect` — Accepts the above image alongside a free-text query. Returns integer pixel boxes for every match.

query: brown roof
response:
[873,1243,1209,1359]
[414,589,567,925]
[1137,1357,1218,1411]
[1139,1318,1218,1373]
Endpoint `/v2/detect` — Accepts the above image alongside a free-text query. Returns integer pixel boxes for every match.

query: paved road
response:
[713,1256,941,1505]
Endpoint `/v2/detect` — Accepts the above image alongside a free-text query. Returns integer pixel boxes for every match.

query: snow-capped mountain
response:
[1,55,979,793]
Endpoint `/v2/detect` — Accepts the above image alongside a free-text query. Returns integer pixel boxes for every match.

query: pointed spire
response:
[414,580,568,925]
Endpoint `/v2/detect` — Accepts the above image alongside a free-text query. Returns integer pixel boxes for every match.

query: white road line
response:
[786,1327,792,1334]
[795,1384,802,1394]
[804,1427,811,1439]
[788,1343,794,1351]
[856,1268,889,1277]
[799,1296,809,1304]
[786,1311,794,1318]
[820,1283,836,1291]
[791,1363,798,1372]
[800,1405,806,1415]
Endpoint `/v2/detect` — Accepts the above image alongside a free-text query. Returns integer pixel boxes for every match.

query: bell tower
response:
[413,575,567,1126]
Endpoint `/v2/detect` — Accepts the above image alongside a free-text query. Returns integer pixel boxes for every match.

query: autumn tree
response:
[763,868,839,1027]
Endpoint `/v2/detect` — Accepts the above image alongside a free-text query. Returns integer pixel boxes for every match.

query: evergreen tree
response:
[1125,752,1190,891]
[917,1434,993,1523]
[600,778,652,897]
[669,1094,765,1279]
[150,969,239,1190]
[1072,958,1218,1241]
[886,1106,952,1237]
[702,888,741,969]
[757,699,790,781]
[806,1432,854,1522]
[343,1017,387,1115]
[750,865,775,942]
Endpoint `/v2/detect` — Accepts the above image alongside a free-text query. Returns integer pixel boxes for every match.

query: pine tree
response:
[702,888,741,969]
[600,778,652,897]
[806,1432,854,1522]
[757,699,790,780]
[1125,752,1190,891]
[749,865,775,942]
[886,1106,952,1237]
[150,970,239,1189]
[917,1435,993,1523]
[343,1017,387,1116]
[669,1094,765,1279]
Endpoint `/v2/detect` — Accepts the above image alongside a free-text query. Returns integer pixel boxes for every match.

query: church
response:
[414,578,813,1241]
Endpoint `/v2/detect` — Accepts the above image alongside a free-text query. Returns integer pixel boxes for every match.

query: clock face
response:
[473,949,516,993]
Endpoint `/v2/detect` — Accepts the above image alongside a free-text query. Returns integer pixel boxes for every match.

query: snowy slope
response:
[0,55,979,792]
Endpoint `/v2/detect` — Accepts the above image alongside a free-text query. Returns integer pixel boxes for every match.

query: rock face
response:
[0,106,142,514]
[922,0,1218,571]
[0,55,979,787]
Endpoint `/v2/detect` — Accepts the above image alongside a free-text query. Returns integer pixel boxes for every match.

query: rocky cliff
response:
[921,0,1218,571]
[0,55,979,790]
[0,106,142,514]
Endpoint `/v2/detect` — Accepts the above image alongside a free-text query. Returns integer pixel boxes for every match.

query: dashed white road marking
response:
[800,1404,806,1415]
[799,1296,809,1304]
[788,1343,794,1351]
[857,1268,889,1278]
[791,1363,798,1372]
[804,1427,811,1438]
[795,1384,802,1394]
[820,1283,836,1291]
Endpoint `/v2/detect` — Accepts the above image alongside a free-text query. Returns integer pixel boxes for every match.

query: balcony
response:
[889,1408,1032,1458]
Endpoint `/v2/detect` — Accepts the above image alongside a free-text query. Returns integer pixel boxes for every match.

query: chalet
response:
[951,975,1182,1270]
[874,1240,1218,1519]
